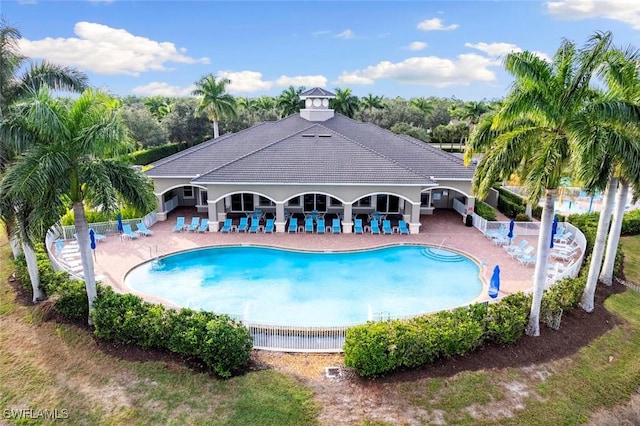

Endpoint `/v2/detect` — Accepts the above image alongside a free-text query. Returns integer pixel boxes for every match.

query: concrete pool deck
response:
[66,209,542,308]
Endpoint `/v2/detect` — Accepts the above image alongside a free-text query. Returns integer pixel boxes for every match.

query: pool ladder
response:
[149,245,159,260]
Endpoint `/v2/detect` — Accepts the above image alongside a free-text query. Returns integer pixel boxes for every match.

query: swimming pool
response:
[125,245,483,326]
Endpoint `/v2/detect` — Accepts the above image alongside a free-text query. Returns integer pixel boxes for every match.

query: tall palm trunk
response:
[526,188,555,336]
[73,201,97,325]
[22,240,44,302]
[212,120,219,139]
[581,177,618,312]
[600,180,629,285]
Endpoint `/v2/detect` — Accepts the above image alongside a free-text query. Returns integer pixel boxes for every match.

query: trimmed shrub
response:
[124,142,185,166]
[52,279,91,322]
[622,209,640,235]
[484,292,531,345]
[344,304,488,378]
[475,201,497,221]
[515,213,531,222]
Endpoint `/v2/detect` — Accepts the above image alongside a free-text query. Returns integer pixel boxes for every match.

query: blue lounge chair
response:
[237,217,249,232]
[89,228,107,242]
[316,218,325,234]
[332,218,341,234]
[504,239,527,254]
[354,218,363,234]
[305,218,314,233]
[220,218,233,233]
[382,220,393,234]
[172,216,185,232]
[186,217,200,232]
[249,217,260,233]
[264,219,275,233]
[370,219,380,234]
[398,220,409,235]
[517,252,537,267]
[136,222,153,236]
[122,224,139,240]
[197,218,209,233]
[288,217,298,233]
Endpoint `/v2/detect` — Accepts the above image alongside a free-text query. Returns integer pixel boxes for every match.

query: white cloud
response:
[132,82,195,97]
[17,22,209,76]
[417,18,458,31]
[465,42,522,58]
[218,70,273,93]
[336,54,496,87]
[335,29,355,39]
[275,75,328,88]
[546,0,640,29]
[406,41,428,51]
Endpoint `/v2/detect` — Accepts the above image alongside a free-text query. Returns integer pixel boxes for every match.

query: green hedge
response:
[14,246,253,378]
[124,142,185,166]
[474,201,497,221]
[92,288,253,378]
[494,186,529,219]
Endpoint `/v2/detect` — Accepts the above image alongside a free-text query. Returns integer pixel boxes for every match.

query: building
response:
[146,88,476,233]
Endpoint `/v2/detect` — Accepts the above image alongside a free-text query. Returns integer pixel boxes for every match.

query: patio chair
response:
[172,216,185,232]
[288,217,298,233]
[237,217,249,233]
[485,224,506,239]
[316,218,325,234]
[493,233,515,246]
[331,218,341,234]
[354,218,363,234]
[305,217,314,233]
[122,224,139,240]
[196,218,209,233]
[509,245,534,259]
[382,220,393,234]
[88,228,107,242]
[186,217,200,232]
[398,220,409,235]
[550,245,578,261]
[220,218,233,233]
[503,239,527,254]
[249,217,260,233]
[554,231,573,244]
[136,222,153,236]
[517,252,537,267]
[370,219,381,234]
[264,218,275,233]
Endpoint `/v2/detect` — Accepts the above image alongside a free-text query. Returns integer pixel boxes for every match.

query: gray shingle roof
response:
[146,113,474,185]
[299,87,335,98]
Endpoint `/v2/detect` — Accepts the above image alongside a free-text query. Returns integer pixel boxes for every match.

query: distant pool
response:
[125,245,483,326]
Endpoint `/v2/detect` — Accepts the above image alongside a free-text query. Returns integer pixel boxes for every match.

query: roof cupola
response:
[299,87,335,121]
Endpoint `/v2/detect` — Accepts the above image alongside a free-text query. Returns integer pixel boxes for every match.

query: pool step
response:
[421,247,465,262]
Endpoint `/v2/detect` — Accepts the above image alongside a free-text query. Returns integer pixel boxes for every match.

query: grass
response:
[620,235,640,283]
[0,229,319,426]
[3,224,640,424]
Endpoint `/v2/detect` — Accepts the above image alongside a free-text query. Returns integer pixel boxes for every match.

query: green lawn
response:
[620,235,640,283]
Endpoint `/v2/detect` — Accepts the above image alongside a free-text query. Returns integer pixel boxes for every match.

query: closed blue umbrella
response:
[89,229,96,260]
[507,219,515,243]
[550,216,558,248]
[488,265,500,299]
[116,212,123,233]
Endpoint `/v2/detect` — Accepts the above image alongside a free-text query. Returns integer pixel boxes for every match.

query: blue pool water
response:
[125,245,483,326]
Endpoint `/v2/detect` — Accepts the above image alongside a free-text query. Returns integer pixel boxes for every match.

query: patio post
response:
[409,201,422,234]
[207,200,219,232]
[342,202,353,233]
[275,202,286,233]
[155,193,167,221]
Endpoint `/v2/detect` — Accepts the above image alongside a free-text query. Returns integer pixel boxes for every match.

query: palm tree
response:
[0,18,87,301]
[465,32,617,336]
[192,74,237,139]
[276,86,304,117]
[360,93,384,113]
[578,48,640,305]
[0,87,156,324]
[331,87,360,118]
[409,97,434,119]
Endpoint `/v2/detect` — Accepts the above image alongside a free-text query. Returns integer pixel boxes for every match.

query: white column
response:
[275,202,286,233]
[342,203,353,233]
[466,196,476,214]
[409,201,422,234]
[155,193,167,220]
[207,200,219,232]
[217,199,226,221]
